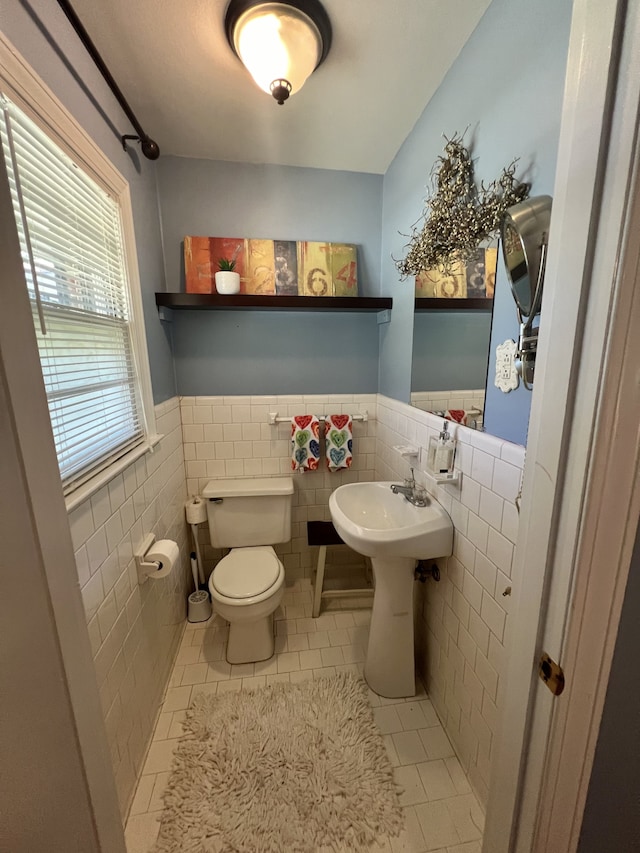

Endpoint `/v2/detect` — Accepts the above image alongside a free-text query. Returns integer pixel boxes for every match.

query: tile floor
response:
[125,579,484,853]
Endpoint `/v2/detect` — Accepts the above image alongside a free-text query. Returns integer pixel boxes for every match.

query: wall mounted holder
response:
[135,533,179,584]
[425,469,462,487]
[393,445,420,464]
[135,533,161,583]
[269,411,368,425]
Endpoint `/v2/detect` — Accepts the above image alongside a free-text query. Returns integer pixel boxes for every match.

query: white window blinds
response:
[0,96,146,494]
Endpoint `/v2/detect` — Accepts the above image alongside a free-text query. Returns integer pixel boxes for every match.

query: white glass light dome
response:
[226,1,331,104]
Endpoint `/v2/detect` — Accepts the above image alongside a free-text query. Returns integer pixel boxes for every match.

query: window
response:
[0,81,156,504]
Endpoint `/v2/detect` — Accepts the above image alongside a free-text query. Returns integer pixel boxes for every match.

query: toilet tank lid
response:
[202,477,294,499]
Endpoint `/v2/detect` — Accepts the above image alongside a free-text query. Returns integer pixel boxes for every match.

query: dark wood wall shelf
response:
[156,293,392,312]
[414,297,493,312]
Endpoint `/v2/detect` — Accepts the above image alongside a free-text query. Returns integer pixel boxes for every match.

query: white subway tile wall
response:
[180,395,377,580]
[68,397,189,815]
[70,391,521,827]
[375,395,523,806]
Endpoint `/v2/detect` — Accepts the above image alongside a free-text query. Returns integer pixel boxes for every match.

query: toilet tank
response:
[202,477,294,548]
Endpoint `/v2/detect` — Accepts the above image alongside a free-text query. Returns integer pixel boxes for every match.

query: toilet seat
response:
[211,546,281,599]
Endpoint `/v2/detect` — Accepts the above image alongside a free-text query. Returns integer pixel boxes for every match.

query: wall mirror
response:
[408,199,552,438]
[410,306,493,429]
[410,251,496,430]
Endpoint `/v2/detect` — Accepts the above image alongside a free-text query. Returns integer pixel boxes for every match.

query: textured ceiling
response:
[69,0,492,174]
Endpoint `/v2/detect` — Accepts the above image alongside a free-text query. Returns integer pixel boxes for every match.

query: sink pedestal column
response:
[364,556,416,698]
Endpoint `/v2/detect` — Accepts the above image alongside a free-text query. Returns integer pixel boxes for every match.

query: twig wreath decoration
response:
[394,133,530,279]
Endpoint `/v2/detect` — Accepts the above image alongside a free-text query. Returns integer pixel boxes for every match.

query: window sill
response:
[65,434,163,513]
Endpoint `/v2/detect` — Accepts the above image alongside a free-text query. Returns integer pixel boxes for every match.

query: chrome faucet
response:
[390,468,430,507]
[390,483,414,498]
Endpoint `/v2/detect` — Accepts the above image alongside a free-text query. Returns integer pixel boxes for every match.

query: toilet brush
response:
[190,522,205,585]
[188,551,211,623]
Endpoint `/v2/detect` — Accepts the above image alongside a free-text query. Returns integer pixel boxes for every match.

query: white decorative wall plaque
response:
[495,339,520,393]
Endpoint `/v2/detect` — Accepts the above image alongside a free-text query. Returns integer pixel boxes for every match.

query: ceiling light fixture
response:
[225,0,332,105]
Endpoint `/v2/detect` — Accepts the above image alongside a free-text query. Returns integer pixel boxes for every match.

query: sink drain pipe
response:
[415,561,441,583]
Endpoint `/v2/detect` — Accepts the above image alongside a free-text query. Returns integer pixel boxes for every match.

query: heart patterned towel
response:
[325,414,353,472]
[291,415,320,472]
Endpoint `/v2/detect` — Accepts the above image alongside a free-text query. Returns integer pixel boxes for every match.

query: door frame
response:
[532,127,640,850]
[484,0,640,850]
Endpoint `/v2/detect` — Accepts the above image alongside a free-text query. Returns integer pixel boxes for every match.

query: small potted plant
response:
[215,257,241,294]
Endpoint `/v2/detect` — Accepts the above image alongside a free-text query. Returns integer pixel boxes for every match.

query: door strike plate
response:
[538,652,565,696]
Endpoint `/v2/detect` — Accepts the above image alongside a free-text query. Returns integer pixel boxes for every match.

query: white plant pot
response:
[215,271,241,294]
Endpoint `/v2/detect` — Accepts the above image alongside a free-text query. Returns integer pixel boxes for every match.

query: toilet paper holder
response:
[135,533,165,583]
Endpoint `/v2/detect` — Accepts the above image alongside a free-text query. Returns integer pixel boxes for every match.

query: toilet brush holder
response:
[188,590,211,623]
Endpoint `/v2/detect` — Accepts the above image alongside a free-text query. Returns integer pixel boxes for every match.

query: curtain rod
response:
[55,0,160,160]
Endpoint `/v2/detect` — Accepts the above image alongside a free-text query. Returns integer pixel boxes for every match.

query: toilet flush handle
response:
[208,497,223,504]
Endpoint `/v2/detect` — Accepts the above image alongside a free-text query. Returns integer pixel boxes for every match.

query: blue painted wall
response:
[1,0,175,403]
[172,311,379,396]
[156,157,382,296]
[411,312,492,392]
[380,0,572,445]
[156,156,382,395]
[4,0,572,425]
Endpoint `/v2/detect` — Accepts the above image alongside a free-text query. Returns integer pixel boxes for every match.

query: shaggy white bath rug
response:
[153,672,403,853]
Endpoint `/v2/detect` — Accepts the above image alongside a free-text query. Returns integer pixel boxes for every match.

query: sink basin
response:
[329,481,453,559]
[329,481,453,699]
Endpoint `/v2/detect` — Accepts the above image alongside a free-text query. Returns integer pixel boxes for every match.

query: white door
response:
[484,1,640,850]
[0,101,126,852]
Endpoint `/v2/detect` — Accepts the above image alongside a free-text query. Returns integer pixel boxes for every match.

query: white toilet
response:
[203,477,294,664]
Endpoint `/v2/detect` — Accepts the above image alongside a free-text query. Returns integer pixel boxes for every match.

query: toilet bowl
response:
[203,477,294,665]
[208,546,285,663]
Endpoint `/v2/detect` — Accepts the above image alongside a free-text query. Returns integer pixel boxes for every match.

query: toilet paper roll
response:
[145,539,179,579]
[185,496,208,525]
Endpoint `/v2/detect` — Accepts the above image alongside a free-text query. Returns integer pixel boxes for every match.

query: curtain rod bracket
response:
[122,135,160,161]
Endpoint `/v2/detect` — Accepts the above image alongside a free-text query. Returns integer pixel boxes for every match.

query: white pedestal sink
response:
[329,481,453,698]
